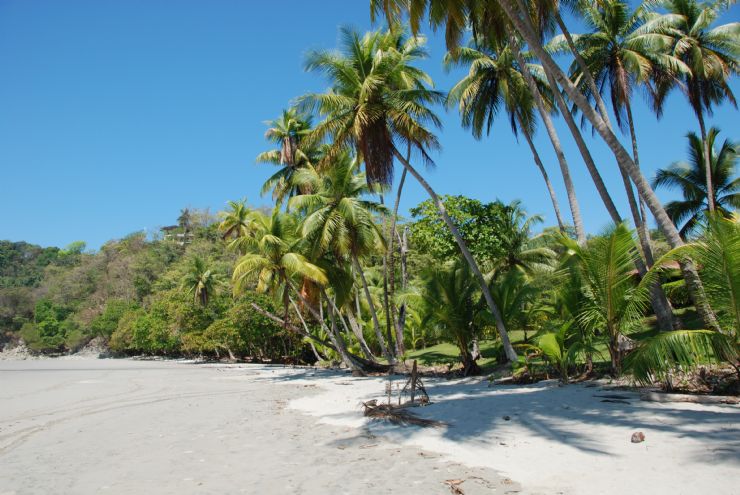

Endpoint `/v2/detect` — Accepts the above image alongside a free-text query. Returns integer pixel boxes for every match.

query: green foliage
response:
[90,300,139,338]
[410,196,510,263]
[0,241,60,288]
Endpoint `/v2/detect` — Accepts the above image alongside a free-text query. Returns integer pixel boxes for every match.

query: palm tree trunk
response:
[397,226,409,337]
[624,100,675,331]
[388,167,408,356]
[346,308,375,360]
[290,299,326,362]
[696,109,716,211]
[517,114,566,231]
[352,253,393,363]
[510,39,587,245]
[392,149,518,362]
[501,0,721,332]
[553,10,613,127]
[541,56,676,331]
[378,195,397,359]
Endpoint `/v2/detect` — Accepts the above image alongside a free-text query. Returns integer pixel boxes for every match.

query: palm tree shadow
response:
[379,380,740,463]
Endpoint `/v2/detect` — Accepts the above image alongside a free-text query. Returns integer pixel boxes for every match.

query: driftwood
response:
[362,400,445,428]
[640,391,739,405]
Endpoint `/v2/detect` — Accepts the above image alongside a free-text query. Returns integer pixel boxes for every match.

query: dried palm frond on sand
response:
[362,400,446,428]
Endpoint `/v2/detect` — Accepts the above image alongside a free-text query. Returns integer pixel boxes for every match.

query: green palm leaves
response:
[299,27,443,186]
[181,257,220,306]
[653,127,738,237]
[231,210,327,297]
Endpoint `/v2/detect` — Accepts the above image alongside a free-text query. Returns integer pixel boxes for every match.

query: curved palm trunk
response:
[352,253,393,363]
[346,309,375,360]
[501,0,720,332]
[553,10,613,127]
[388,167,408,356]
[624,100,675,330]
[392,149,518,362]
[541,56,676,331]
[510,39,587,245]
[517,113,566,231]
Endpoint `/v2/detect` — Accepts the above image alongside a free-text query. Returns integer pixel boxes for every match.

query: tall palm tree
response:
[300,26,519,361]
[256,108,317,206]
[653,127,738,237]
[652,0,739,212]
[182,257,219,306]
[374,0,724,334]
[445,42,566,230]
[560,0,683,244]
[289,154,392,360]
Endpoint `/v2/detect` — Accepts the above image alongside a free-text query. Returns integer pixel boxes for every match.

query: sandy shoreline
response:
[1,358,738,494]
[0,359,517,495]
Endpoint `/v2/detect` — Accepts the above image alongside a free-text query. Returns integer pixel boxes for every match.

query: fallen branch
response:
[362,400,445,427]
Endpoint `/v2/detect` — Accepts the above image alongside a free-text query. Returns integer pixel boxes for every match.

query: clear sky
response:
[0,0,737,250]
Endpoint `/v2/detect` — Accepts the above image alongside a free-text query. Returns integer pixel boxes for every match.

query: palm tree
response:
[218,199,251,240]
[300,26,519,361]
[289,154,392,360]
[374,0,724,334]
[653,127,738,237]
[493,200,555,276]
[652,0,739,212]
[560,224,656,374]
[182,257,219,306]
[445,42,566,231]
[177,208,192,232]
[417,259,483,375]
[256,108,317,206]
[560,0,683,246]
[627,214,739,382]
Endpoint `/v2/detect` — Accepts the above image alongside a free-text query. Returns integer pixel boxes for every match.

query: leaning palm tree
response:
[445,41,566,231]
[559,0,685,250]
[653,127,738,237]
[373,0,724,338]
[627,214,739,382]
[651,0,739,211]
[289,153,392,360]
[232,209,374,371]
[182,257,219,306]
[300,26,518,361]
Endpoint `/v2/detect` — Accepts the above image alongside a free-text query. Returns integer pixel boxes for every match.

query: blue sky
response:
[0,0,737,250]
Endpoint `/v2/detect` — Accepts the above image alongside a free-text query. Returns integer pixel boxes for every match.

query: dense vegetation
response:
[2,0,738,388]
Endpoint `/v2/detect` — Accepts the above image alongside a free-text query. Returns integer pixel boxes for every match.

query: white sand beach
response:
[1,358,738,494]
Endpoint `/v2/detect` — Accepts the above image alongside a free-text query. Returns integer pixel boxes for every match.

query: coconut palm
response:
[218,199,251,240]
[374,0,723,336]
[300,26,519,361]
[653,127,739,237]
[651,0,739,212]
[445,41,566,230]
[560,224,656,374]
[627,214,739,382]
[256,108,317,206]
[289,154,392,360]
[417,259,483,375]
[182,257,219,306]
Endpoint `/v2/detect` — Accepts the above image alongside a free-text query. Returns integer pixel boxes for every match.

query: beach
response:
[1,358,738,494]
[0,359,515,495]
